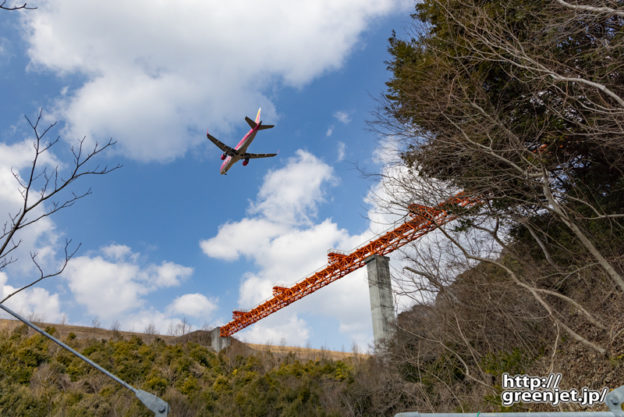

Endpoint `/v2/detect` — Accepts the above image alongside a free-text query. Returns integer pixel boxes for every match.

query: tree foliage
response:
[386,0,624,207]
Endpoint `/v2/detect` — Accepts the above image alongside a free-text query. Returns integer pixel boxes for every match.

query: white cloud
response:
[238,313,310,347]
[235,219,353,309]
[326,125,334,137]
[64,256,146,318]
[250,150,335,225]
[118,309,190,335]
[101,243,133,261]
[167,293,217,318]
[0,139,60,206]
[22,0,407,162]
[200,218,288,262]
[63,245,194,321]
[333,110,351,124]
[337,141,346,162]
[147,261,193,288]
[0,272,65,323]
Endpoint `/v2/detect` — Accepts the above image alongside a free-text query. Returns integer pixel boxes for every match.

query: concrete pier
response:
[365,254,396,348]
[209,327,231,352]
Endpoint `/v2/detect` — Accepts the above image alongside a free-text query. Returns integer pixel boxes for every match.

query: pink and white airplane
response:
[206,108,277,175]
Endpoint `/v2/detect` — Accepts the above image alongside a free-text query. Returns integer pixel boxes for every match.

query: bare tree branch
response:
[0,109,120,304]
[555,0,624,17]
[0,0,35,10]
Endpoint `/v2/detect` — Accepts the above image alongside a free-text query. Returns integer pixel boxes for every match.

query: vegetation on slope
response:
[0,326,408,417]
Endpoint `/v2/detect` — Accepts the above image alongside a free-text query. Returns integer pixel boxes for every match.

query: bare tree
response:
[110,319,121,332]
[144,323,157,335]
[0,110,120,304]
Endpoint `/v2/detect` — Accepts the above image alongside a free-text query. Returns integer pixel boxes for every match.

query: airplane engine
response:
[221,153,226,160]
[243,158,249,166]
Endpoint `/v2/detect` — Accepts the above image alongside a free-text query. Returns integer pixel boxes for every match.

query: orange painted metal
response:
[220,193,478,337]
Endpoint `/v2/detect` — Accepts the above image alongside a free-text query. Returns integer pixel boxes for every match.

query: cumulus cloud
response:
[101,243,133,261]
[238,313,311,347]
[148,261,194,288]
[326,125,334,137]
[64,243,194,322]
[167,293,218,318]
[118,308,195,335]
[0,272,65,323]
[22,0,408,162]
[250,150,336,225]
[200,218,288,262]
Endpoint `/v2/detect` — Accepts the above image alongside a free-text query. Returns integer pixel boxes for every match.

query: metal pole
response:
[0,303,169,416]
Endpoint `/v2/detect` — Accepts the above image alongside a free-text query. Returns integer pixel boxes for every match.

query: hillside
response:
[0,320,381,417]
[0,318,367,361]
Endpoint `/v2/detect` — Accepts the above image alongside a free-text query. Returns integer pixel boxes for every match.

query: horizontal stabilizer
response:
[257,124,274,130]
[242,152,278,159]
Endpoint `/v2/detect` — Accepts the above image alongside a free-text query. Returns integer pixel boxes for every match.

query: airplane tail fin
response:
[245,108,274,130]
[245,116,257,129]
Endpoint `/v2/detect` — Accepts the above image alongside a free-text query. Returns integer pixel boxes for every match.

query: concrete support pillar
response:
[209,327,231,352]
[365,254,396,348]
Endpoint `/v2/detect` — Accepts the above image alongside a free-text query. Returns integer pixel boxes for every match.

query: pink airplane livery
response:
[206,108,277,175]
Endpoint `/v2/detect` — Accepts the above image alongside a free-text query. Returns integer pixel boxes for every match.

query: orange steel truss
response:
[220,192,479,337]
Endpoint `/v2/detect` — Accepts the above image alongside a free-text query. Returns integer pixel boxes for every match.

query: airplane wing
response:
[206,132,236,155]
[242,152,278,159]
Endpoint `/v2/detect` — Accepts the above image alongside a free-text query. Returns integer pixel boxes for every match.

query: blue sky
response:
[0,1,416,351]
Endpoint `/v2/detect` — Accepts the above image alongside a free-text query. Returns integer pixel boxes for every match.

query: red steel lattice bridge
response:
[220,193,479,337]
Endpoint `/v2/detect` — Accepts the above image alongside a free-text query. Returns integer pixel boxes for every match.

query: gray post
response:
[209,327,231,352]
[365,254,396,348]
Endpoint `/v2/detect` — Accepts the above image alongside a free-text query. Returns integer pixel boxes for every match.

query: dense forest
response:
[2,0,624,415]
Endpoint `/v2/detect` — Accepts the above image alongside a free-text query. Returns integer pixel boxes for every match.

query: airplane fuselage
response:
[220,127,259,175]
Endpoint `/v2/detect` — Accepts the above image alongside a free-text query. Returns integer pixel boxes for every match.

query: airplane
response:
[206,108,277,175]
